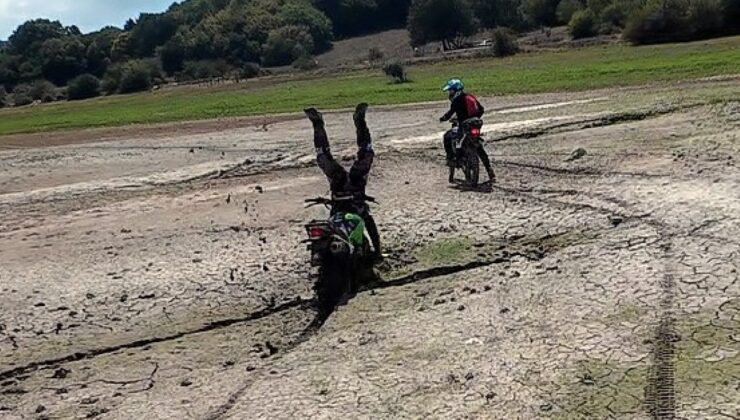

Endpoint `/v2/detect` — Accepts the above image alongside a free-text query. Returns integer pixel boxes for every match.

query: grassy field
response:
[1,35,739,136]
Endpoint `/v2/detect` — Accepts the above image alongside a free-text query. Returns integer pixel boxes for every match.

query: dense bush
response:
[0,85,7,108]
[491,28,520,56]
[116,59,161,93]
[408,0,478,48]
[179,59,231,80]
[383,61,408,83]
[67,74,101,100]
[623,0,689,43]
[12,83,34,106]
[522,0,561,26]
[622,0,736,44]
[29,79,58,102]
[687,0,725,37]
[569,9,598,38]
[557,0,585,24]
[262,26,315,67]
[239,62,261,79]
[292,53,319,70]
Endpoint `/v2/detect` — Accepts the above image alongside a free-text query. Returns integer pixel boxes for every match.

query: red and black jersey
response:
[441,92,485,122]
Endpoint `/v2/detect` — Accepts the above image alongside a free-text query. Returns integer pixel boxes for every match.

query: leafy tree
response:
[29,79,58,102]
[39,37,87,85]
[521,0,562,26]
[408,0,478,48]
[159,33,188,75]
[67,74,101,100]
[262,26,314,66]
[557,0,585,24]
[7,19,71,54]
[278,1,334,52]
[84,27,122,76]
[569,9,598,37]
[471,0,526,28]
[127,13,179,57]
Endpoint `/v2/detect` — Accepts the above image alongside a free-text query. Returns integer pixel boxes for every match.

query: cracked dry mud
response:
[1,79,739,419]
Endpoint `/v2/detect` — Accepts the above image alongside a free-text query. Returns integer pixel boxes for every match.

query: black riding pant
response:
[313,117,381,254]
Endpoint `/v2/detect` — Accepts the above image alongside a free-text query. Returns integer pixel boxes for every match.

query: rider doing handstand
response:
[304,103,382,260]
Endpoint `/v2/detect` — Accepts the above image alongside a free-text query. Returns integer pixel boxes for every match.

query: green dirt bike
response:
[449,117,484,187]
[303,196,375,315]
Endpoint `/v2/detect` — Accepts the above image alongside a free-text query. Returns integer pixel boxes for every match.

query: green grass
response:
[1,35,739,135]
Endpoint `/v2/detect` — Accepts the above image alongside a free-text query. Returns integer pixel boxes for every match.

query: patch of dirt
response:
[1,80,739,419]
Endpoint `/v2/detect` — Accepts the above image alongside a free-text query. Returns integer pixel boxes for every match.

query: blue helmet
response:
[442,79,464,92]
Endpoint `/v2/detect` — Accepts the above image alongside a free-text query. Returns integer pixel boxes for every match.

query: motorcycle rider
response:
[439,79,496,183]
[304,103,382,260]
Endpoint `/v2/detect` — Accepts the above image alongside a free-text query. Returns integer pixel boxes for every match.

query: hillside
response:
[1,0,739,109]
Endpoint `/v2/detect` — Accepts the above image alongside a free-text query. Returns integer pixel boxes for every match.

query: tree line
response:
[1,0,738,107]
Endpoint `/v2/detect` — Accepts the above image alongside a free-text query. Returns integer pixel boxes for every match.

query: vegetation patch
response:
[1,35,738,135]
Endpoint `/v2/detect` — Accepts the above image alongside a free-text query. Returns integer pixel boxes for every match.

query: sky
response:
[0,0,174,40]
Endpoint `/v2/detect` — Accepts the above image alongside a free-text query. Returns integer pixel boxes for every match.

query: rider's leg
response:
[476,143,496,182]
[349,103,374,188]
[305,108,348,188]
[443,129,456,183]
[349,103,381,257]
[443,130,455,166]
[363,212,382,258]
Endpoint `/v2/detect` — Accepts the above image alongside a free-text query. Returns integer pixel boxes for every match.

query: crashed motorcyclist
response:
[304,103,382,260]
[439,79,496,183]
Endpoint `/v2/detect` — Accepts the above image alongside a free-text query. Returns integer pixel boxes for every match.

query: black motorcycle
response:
[303,196,375,314]
[449,117,484,187]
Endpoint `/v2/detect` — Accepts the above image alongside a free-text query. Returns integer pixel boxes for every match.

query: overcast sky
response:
[0,0,174,40]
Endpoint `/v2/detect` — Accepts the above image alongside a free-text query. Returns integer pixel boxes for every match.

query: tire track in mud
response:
[204,237,562,420]
[645,235,679,420]
[486,106,695,144]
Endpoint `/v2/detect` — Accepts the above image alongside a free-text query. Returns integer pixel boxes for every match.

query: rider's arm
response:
[440,107,455,122]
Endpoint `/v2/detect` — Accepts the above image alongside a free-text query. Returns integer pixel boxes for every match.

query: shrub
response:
[623,0,690,44]
[68,74,101,100]
[180,60,231,81]
[292,54,319,70]
[30,79,57,103]
[101,64,123,94]
[383,61,408,83]
[569,9,598,38]
[557,0,584,24]
[368,47,384,64]
[491,28,519,57]
[12,83,34,106]
[687,0,725,37]
[119,61,153,93]
[240,62,261,79]
[0,85,7,108]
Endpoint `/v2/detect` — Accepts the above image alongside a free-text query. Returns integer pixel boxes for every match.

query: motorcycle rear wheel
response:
[463,145,480,187]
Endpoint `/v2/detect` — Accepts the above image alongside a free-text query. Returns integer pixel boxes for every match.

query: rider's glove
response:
[439,116,446,122]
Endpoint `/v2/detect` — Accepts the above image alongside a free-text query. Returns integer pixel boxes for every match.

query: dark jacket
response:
[441,92,485,122]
